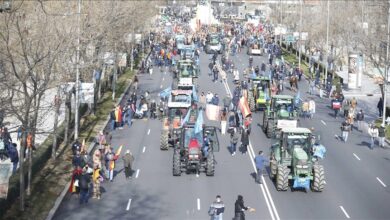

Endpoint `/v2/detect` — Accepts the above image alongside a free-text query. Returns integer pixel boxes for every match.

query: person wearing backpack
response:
[208,195,225,220]
[79,167,91,204]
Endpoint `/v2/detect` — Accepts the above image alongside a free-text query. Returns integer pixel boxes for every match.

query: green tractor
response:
[247,76,271,111]
[269,127,325,192]
[172,118,219,176]
[262,95,298,138]
[172,59,199,89]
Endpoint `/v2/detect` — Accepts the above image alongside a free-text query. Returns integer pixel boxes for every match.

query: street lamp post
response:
[382,0,390,126]
[74,0,81,140]
[324,0,330,84]
[298,0,303,69]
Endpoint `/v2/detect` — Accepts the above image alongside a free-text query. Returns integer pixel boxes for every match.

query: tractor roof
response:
[273,94,294,100]
[250,76,270,81]
[282,127,312,134]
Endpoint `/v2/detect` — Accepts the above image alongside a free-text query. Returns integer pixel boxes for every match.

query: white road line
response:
[142,146,146,153]
[135,169,140,178]
[339,206,350,219]
[164,72,166,75]
[353,153,361,161]
[160,84,163,88]
[321,120,327,125]
[376,177,387,187]
[197,198,201,210]
[248,143,279,220]
[162,77,165,81]
[147,129,151,135]
[196,174,199,178]
[126,199,132,211]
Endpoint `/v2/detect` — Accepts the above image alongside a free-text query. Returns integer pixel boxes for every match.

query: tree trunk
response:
[64,92,71,145]
[52,87,61,160]
[19,129,26,211]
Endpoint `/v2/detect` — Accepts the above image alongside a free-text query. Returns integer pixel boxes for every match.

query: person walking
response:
[342,99,350,118]
[241,127,250,155]
[208,195,225,220]
[206,91,214,104]
[105,147,118,182]
[211,94,220,106]
[234,195,253,220]
[378,124,386,148]
[377,97,384,117]
[341,119,351,143]
[92,164,102,199]
[110,108,116,131]
[368,124,378,150]
[308,99,316,119]
[356,109,364,132]
[254,151,268,184]
[79,167,91,204]
[220,110,227,135]
[200,92,206,109]
[122,150,135,179]
[230,128,239,156]
[8,143,19,174]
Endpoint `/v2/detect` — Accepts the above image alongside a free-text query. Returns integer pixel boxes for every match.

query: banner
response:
[206,104,220,121]
[79,83,95,104]
[239,97,251,118]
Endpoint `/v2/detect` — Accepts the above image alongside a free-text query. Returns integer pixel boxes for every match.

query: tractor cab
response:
[181,45,195,60]
[247,76,271,110]
[270,95,297,119]
[174,59,199,87]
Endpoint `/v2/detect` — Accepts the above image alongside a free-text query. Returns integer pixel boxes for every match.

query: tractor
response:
[246,75,271,111]
[269,127,325,192]
[262,95,298,138]
[247,39,263,56]
[160,89,193,150]
[175,34,186,53]
[172,120,219,176]
[205,34,223,54]
[172,59,199,88]
[180,44,196,60]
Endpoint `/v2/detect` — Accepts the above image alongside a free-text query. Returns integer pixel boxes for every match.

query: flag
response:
[181,109,191,127]
[159,86,172,99]
[81,139,86,153]
[205,104,220,121]
[192,86,198,102]
[116,145,123,156]
[195,110,203,134]
[239,97,251,118]
[294,90,301,106]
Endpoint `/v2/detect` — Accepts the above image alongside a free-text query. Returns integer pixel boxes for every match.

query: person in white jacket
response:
[368,124,378,150]
[308,99,316,119]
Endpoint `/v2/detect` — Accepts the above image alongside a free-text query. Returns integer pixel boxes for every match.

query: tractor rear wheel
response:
[248,92,256,112]
[206,153,215,176]
[266,119,273,138]
[173,150,181,176]
[160,131,169,150]
[311,165,325,192]
[276,165,289,191]
[270,159,277,180]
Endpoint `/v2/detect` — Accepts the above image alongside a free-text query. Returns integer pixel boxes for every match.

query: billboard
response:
[79,83,95,104]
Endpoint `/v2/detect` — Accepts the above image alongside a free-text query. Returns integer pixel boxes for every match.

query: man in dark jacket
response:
[122,150,134,179]
[211,94,220,106]
[241,128,249,154]
[209,195,225,220]
[234,195,250,220]
[79,168,91,204]
[8,143,19,174]
[72,139,82,156]
[110,108,116,131]
[377,98,384,117]
[356,109,364,132]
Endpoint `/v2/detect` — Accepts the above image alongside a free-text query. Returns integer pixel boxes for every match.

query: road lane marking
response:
[142,146,146,153]
[196,174,199,178]
[164,71,166,75]
[147,129,150,135]
[248,143,279,220]
[339,206,350,219]
[321,120,327,125]
[197,198,200,210]
[353,153,361,161]
[376,177,387,187]
[162,77,165,81]
[160,84,163,88]
[135,169,140,178]
[126,199,132,211]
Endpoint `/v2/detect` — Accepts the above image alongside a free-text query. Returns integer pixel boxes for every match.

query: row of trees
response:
[0,0,159,211]
[269,0,389,89]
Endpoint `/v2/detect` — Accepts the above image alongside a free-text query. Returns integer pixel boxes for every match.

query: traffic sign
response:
[285,35,295,43]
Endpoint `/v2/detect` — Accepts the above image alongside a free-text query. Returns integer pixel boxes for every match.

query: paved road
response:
[53,47,390,220]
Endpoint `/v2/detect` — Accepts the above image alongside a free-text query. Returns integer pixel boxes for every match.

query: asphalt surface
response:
[53,47,390,220]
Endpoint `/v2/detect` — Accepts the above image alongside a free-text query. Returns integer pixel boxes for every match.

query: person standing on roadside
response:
[230,128,239,156]
[254,151,268,184]
[208,195,225,220]
[378,124,386,148]
[241,127,249,155]
[122,150,135,179]
[79,167,91,205]
[92,164,102,200]
[341,119,351,143]
[377,97,384,117]
[368,124,378,150]
[356,109,364,132]
[220,110,227,135]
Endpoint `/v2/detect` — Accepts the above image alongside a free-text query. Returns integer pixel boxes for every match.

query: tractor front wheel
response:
[206,153,215,176]
[266,119,273,138]
[248,92,256,112]
[270,159,277,180]
[311,165,325,192]
[276,165,289,191]
[160,131,169,150]
[173,150,181,176]
[262,111,268,132]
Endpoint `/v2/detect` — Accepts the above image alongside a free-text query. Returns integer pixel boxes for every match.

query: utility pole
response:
[112,42,117,101]
[298,0,303,69]
[382,0,390,126]
[324,0,330,84]
[74,0,81,140]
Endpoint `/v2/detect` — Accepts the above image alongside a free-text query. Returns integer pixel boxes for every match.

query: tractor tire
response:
[160,131,169,150]
[276,165,289,191]
[270,159,277,180]
[206,153,215,176]
[172,150,181,176]
[266,119,273,138]
[262,111,268,132]
[248,92,256,112]
[311,165,325,192]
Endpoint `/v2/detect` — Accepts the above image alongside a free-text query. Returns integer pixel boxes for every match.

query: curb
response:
[45,75,135,220]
